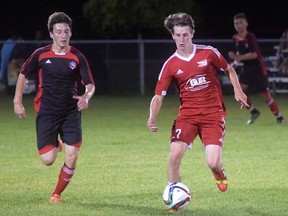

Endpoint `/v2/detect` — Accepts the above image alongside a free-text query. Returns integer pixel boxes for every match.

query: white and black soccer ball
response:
[162,182,191,210]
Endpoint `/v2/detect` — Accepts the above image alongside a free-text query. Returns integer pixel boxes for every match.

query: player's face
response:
[172,26,194,52]
[50,23,72,49]
[234,18,248,33]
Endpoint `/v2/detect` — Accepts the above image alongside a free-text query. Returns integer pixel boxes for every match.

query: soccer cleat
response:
[276,116,284,124]
[167,208,178,213]
[212,169,228,192]
[50,194,62,204]
[247,110,260,125]
[216,179,228,192]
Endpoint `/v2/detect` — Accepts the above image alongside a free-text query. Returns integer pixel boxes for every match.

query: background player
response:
[13,12,95,204]
[228,13,284,124]
[147,12,248,200]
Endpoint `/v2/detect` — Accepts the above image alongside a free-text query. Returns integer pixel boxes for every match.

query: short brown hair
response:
[233,13,247,20]
[47,12,72,33]
[164,12,195,34]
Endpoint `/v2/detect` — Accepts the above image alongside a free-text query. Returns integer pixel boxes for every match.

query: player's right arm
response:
[147,94,164,132]
[13,73,27,119]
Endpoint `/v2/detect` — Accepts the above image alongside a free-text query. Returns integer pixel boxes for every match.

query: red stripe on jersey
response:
[34,69,43,113]
[39,50,79,63]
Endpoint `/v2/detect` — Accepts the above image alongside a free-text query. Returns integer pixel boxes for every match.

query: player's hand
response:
[235,93,249,109]
[228,51,235,59]
[73,95,89,111]
[14,103,26,119]
[147,118,158,132]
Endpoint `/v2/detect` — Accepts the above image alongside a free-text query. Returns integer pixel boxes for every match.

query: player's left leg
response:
[50,111,82,204]
[50,144,80,204]
[206,145,228,192]
[260,90,284,124]
[202,114,227,192]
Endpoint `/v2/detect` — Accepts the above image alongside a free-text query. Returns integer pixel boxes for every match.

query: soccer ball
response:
[162,182,191,210]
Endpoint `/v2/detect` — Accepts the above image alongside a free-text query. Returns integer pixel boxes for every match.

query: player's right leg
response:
[40,148,58,166]
[168,119,196,183]
[168,141,187,183]
[36,114,60,166]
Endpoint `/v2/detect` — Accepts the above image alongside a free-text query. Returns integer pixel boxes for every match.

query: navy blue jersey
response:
[232,32,267,76]
[20,44,94,114]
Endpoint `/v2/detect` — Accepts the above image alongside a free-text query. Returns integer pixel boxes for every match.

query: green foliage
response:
[83,0,201,38]
[0,94,288,215]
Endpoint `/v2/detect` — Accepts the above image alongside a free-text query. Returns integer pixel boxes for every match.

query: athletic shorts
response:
[36,111,82,154]
[239,64,269,92]
[170,112,226,148]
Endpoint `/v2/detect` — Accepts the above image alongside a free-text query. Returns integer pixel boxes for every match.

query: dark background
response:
[1,0,287,40]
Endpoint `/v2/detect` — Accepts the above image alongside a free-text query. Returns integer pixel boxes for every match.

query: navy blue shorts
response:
[36,111,82,152]
[239,64,269,92]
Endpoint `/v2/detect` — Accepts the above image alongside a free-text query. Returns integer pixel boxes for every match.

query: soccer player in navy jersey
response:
[147,13,248,201]
[228,13,284,124]
[13,12,95,204]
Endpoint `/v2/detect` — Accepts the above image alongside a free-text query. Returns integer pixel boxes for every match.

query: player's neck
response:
[52,44,70,54]
[237,30,248,38]
[176,44,193,57]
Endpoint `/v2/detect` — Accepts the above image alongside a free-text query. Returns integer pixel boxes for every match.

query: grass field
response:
[0,93,288,216]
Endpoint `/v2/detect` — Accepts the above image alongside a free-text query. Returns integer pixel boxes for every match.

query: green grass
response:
[0,93,288,216]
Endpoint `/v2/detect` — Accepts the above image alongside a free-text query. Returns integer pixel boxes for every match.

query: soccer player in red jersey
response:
[228,13,284,124]
[147,12,248,195]
[13,12,95,204]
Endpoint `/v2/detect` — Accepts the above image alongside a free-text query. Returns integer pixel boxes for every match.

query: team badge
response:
[69,61,77,70]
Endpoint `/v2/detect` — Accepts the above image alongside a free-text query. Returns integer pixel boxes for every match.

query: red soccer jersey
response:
[155,44,228,116]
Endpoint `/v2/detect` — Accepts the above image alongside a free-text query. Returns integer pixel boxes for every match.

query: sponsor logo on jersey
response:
[185,74,210,92]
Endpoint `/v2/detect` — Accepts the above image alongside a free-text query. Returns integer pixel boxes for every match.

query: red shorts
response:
[170,112,226,148]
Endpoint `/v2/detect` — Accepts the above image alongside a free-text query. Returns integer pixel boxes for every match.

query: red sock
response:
[212,168,226,180]
[261,91,281,117]
[267,99,281,117]
[52,163,75,196]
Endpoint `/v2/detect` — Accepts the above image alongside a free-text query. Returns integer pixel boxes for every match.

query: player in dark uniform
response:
[13,12,95,204]
[229,13,284,124]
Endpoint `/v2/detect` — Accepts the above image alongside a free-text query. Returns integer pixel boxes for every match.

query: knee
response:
[206,156,221,170]
[42,158,55,166]
[207,162,219,170]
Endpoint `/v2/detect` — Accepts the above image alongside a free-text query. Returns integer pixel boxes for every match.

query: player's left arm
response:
[224,65,248,108]
[73,83,95,111]
[74,52,95,111]
[215,51,248,108]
